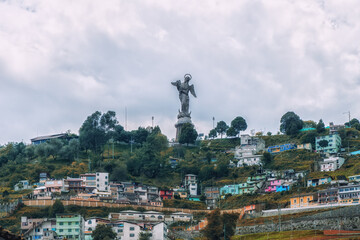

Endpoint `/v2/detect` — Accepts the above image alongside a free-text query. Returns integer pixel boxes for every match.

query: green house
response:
[56,214,84,240]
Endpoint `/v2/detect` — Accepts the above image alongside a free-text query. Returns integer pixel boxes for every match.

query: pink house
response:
[45,180,65,193]
[265,179,283,193]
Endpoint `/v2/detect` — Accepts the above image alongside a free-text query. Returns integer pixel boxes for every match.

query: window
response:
[59,229,63,232]
[68,229,72,232]
[130,233,135,237]
[68,222,72,225]
[59,222,64,226]
[294,199,297,203]
[118,229,123,233]
[130,227,135,231]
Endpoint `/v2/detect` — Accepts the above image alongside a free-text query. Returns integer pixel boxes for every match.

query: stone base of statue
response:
[175,116,192,142]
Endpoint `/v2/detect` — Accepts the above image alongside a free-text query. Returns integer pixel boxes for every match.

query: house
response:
[220,184,241,197]
[236,153,262,167]
[329,122,345,134]
[173,188,188,199]
[168,212,193,222]
[204,187,220,209]
[297,143,312,151]
[184,174,198,196]
[276,185,290,192]
[240,134,266,151]
[243,204,265,214]
[338,184,360,204]
[265,179,283,193]
[14,180,31,191]
[80,173,97,193]
[315,134,341,154]
[45,180,66,193]
[318,187,339,205]
[64,177,85,193]
[267,143,297,154]
[95,172,109,192]
[30,133,68,145]
[307,177,332,187]
[290,193,318,208]
[22,217,57,240]
[319,157,345,172]
[159,190,173,200]
[109,210,165,222]
[348,175,360,182]
[56,214,84,240]
[21,217,47,234]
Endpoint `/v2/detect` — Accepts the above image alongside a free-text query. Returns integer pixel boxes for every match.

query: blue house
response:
[267,144,297,154]
[276,185,289,192]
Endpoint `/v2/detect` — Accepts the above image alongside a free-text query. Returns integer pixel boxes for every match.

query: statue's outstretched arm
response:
[171,80,181,90]
[189,84,197,98]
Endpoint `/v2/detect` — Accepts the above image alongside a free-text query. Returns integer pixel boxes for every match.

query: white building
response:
[151,222,168,240]
[235,145,262,167]
[109,210,165,222]
[184,174,198,196]
[96,172,109,192]
[320,156,345,172]
[167,212,193,222]
[22,217,57,240]
[123,222,142,240]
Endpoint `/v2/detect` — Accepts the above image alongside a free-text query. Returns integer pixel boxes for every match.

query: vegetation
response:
[201,209,239,240]
[280,111,303,136]
[92,224,116,240]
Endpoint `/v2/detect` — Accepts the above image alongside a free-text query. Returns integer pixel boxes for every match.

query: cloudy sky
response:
[1,0,360,144]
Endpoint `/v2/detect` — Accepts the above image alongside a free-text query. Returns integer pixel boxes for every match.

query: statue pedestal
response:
[175,117,192,142]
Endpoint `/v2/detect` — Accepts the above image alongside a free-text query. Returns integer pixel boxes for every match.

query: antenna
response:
[152,116,154,129]
[343,111,351,127]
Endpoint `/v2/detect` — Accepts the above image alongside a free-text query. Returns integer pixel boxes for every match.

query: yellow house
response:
[290,193,318,208]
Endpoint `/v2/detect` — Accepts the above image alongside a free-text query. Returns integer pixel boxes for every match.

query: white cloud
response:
[1,0,360,144]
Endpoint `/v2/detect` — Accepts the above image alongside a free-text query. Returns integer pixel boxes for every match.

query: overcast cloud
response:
[1,0,360,144]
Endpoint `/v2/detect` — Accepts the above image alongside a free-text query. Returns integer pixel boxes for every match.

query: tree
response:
[303,120,317,129]
[318,140,329,148]
[179,123,198,145]
[79,111,120,154]
[262,152,272,167]
[92,224,116,240]
[316,119,325,133]
[139,232,151,240]
[222,212,240,240]
[226,127,237,137]
[280,111,303,135]
[300,131,317,148]
[231,116,247,136]
[209,129,217,139]
[267,132,272,136]
[201,209,223,240]
[132,127,149,145]
[202,209,239,240]
[49,199,64,217]
[216,121,229,138]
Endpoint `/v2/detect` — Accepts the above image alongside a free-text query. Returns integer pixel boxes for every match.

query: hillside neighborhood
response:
[2,113,360,239]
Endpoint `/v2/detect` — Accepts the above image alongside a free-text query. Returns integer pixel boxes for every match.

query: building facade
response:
[315,134,341,154]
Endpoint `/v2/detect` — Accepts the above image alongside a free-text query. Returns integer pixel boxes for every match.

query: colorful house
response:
[267,144,297,154]
[290,193,318,208]
[307,177,332,187]
[56,214,84,240]
[315,134,341,154]
[265,179,283,193]
[159,190,173,200]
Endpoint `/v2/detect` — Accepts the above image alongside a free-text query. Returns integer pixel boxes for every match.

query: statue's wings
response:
[171,80,181,91]
[189,84,197,98]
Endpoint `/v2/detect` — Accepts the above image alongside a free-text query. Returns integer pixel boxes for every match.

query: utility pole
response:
[343,111,351,127]
[152,116,154,129]
[212,117,215,129]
